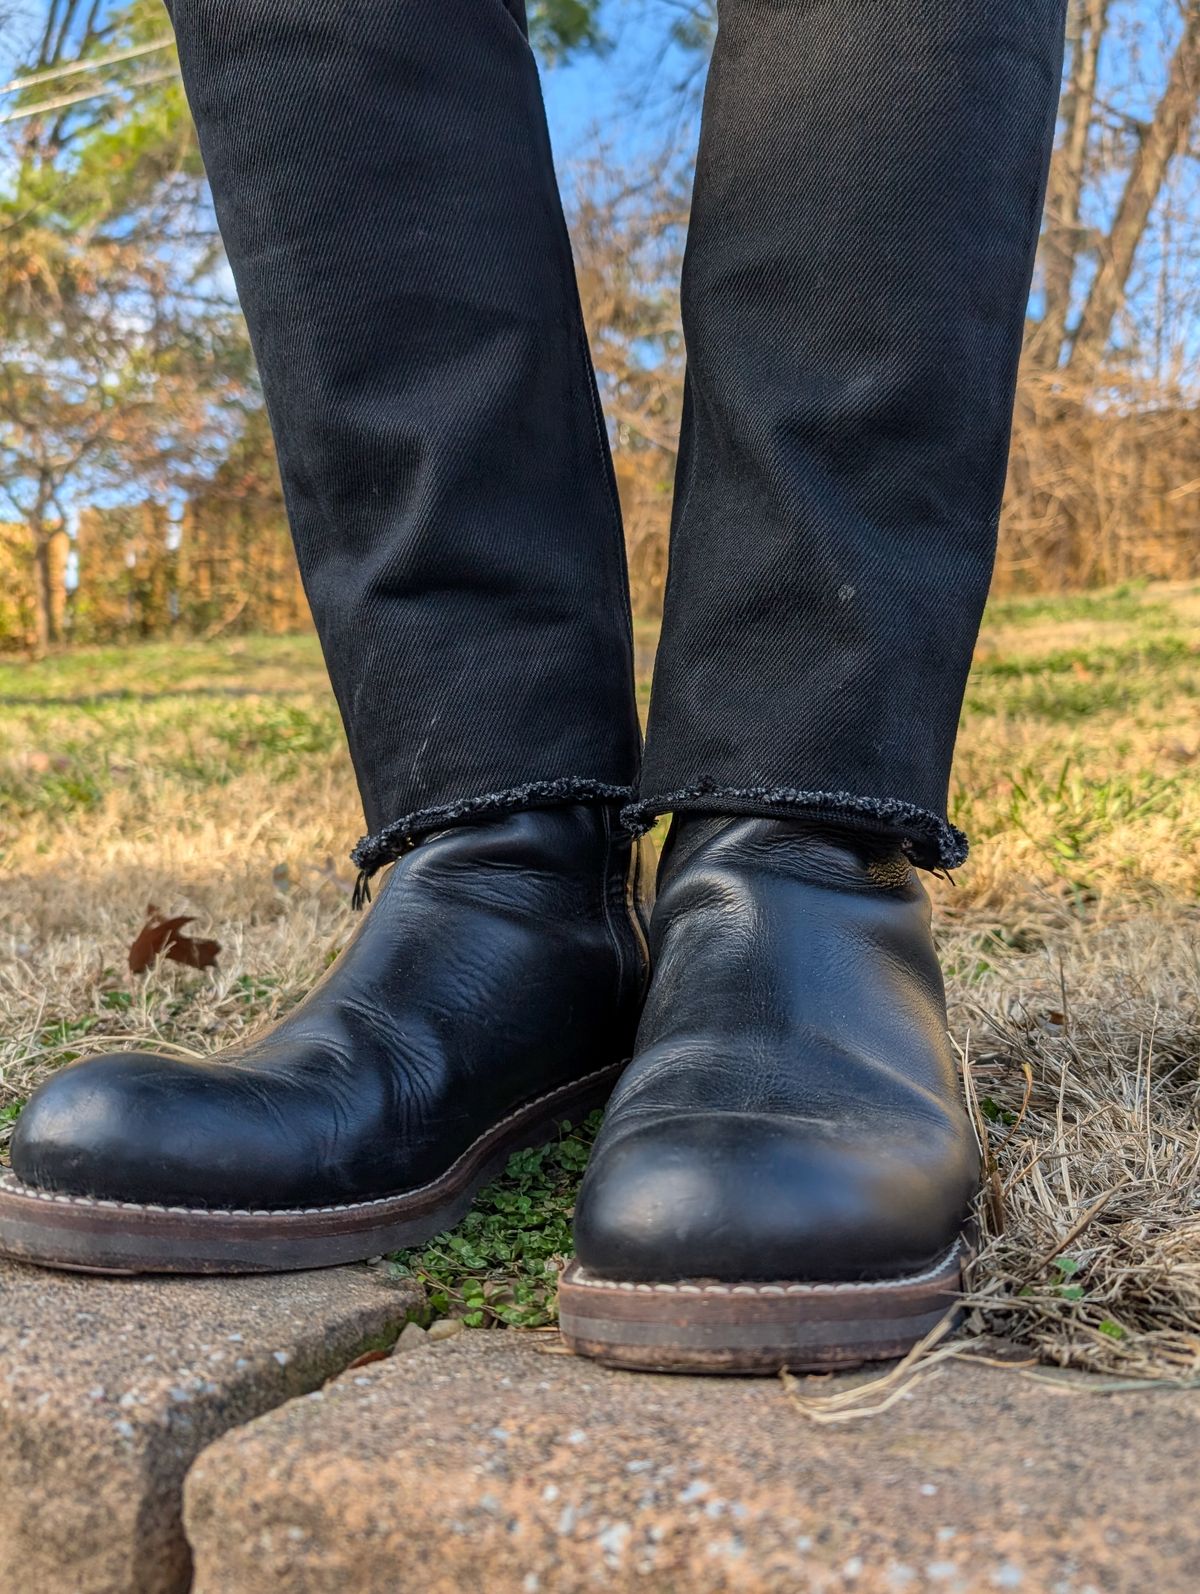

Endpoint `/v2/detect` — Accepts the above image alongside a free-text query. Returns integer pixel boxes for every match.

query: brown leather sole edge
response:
[0,1062,626,1277]
[557,1236,968,1374]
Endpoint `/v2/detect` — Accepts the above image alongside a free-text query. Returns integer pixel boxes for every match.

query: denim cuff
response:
[350,778,636,905]
[621,783,968,872]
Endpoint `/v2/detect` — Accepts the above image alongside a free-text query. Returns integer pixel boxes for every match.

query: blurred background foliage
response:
[2,0,1200,652]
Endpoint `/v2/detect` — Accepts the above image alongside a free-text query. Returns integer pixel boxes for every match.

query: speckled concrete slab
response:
[0,1260,420,1594]
[186,1330,1200,1594]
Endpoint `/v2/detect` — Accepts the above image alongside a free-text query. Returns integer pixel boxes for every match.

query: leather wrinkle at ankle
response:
[662,831,919,901]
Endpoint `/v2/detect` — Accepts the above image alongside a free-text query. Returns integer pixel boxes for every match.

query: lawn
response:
[1,580,1198,1376]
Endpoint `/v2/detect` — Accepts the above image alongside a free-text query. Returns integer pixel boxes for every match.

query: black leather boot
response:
[559,815,979,1373]
[0,806,649,1274]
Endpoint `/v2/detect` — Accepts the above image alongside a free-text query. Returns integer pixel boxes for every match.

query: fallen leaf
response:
[344,1346,393,1370]
[129,906,220,974]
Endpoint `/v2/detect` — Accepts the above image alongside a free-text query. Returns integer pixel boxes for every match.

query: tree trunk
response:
[1068,1,1200,375]
[1030,0,1109,370]
[30,521,60,654]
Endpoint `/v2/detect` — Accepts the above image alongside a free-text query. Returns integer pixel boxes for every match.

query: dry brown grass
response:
[951,908,1200,1378]
[0,583,1198,1377]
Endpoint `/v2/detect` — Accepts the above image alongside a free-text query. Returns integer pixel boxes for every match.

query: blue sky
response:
[540,1,704,158]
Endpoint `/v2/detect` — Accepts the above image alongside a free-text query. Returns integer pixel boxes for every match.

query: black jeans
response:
[166,0,1067,881]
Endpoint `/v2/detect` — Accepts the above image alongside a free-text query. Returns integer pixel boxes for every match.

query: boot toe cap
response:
[11,1053,200,1203]
[572,1112,977,1283]
[9,1053,308,1208]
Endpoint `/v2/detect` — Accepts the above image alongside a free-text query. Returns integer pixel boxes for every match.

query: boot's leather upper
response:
[11,806,646,1209]
[572,816,979,1283]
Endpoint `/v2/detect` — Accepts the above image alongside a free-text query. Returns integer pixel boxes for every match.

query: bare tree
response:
[1030,0,1111,368]
[568,150,689,616]
[1067,0,1200,373]
[0,0,244,651]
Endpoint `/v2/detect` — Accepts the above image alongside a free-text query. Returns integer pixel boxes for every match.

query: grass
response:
[1,579,1198,1377]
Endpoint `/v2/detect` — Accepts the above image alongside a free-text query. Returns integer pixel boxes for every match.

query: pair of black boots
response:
[0,805,977,1374]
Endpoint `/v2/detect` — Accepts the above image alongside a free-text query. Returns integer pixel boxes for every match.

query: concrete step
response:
[0,1260,421,1594]
[183,1328,1200,1593]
